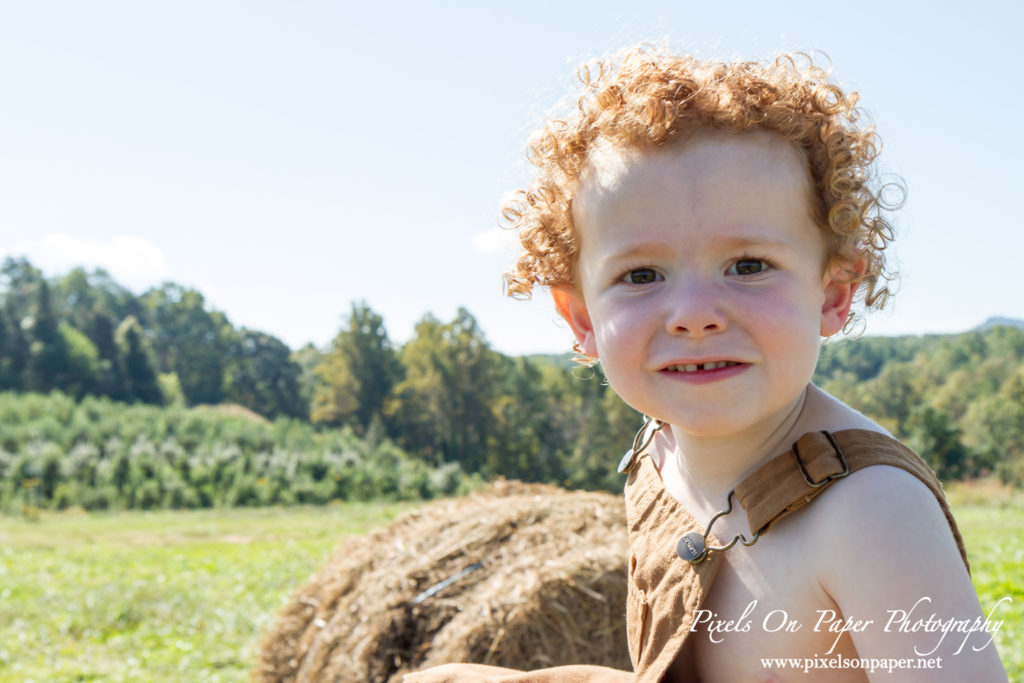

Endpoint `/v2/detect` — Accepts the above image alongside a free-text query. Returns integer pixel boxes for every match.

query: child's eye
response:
[728,259,769,276]
[621,268,661,285]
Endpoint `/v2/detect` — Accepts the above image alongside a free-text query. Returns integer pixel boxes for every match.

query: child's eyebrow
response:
[601,241,674,260]
[599,235,794,263]
[709,235,796,252]
[591,241,676,269]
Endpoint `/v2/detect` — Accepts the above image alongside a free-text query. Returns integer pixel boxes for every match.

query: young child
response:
[408,47,1008,682]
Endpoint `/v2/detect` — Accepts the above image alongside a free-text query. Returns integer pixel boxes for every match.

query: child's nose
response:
[664,278,727,338]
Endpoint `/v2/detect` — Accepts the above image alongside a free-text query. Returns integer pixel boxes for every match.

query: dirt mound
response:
[255,481,631,682]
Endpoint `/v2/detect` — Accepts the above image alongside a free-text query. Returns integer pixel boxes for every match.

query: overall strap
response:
[733,429,969,573]
[624,455,723,683]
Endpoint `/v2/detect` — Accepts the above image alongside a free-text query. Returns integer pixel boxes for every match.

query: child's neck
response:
[657,385,820,513]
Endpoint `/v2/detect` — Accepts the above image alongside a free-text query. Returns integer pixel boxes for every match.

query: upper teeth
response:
[667,361,738,372]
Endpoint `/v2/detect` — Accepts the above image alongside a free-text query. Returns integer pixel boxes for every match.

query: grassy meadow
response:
[0,503,415,682]
[0,485,1021,682]
[945,481,1024,678]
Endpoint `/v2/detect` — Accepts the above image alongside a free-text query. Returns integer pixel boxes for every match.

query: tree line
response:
[0,258,305,418]
[814,325,1024,485]
[2,256,1023,510]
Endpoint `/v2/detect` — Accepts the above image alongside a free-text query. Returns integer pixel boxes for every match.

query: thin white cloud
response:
[11,233,170,291]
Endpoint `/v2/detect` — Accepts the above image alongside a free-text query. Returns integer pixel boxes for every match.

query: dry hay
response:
[193,402,270,424]
[255,481,631,683]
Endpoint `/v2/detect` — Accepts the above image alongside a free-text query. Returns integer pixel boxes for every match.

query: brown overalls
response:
[405,429,968,683]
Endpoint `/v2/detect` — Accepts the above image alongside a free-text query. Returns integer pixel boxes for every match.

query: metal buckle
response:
[792,431,850,488]
[678,431,849,565]
[618,417,663,474]
[676,489,760,564]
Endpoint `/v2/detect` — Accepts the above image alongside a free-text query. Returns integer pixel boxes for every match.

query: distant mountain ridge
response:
[974,316,1024,331]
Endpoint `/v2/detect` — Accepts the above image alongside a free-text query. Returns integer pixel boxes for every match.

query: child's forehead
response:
[575,130,811,214]
[582,130,803,182]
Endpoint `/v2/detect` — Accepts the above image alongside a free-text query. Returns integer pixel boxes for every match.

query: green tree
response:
[310,348,358,426]
[141,284,229,405]
[86,312,125,399]
[52,268,138,399]
[52,267,140,330]
[488,356,565,482]
[59,323,103,399]
[116,316,163,404]
[0,306,28,390]
[1000,364,1024,404]
[840,363,919,436]
[962,394,1024,484]
[0,258,59,394]
[905,405,967,480]
[23,280,71,393]
[561,376,641,491]
[0,257,44,323]
[290,343,323,415]
[224,328,306,419]
[386,308,497,471]
[312,302,402,434]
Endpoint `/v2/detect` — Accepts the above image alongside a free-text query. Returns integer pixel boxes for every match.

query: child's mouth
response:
[663,361,742,373]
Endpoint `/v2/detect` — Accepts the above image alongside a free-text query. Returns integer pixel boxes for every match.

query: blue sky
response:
[1,1,1021,355]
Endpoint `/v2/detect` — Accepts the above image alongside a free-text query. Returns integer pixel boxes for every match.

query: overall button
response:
[677,531,706,562]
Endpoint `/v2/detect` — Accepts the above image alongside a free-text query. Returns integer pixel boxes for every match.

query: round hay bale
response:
[255,481,631,683]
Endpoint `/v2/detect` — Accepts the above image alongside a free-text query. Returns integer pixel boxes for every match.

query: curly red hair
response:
[502,46,900,334]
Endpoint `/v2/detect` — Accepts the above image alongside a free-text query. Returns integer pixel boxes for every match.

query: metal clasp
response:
[792,431,850,488]
[676,489,761,565]
[618,417,663,474]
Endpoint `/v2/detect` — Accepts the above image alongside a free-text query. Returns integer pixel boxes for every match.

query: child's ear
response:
[820,261,861,337]
[551,285,599,359]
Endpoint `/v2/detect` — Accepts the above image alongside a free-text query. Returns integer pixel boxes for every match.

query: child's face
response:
[554,132,855,439]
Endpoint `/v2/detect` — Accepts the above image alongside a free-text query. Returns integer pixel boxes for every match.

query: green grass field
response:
[949,501,1024,678]
[1,491,1021,682]
[0,503,415,682]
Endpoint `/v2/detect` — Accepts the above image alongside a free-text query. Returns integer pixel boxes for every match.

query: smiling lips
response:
[663,361,743,372]
[659,360,748,383]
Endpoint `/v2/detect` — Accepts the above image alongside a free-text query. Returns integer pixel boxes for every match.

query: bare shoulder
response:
[807,465,1008,680]
[810,465,967,597]
[813,465,952,545]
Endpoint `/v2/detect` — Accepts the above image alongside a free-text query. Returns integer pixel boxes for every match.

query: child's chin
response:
[659,410,775,439]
